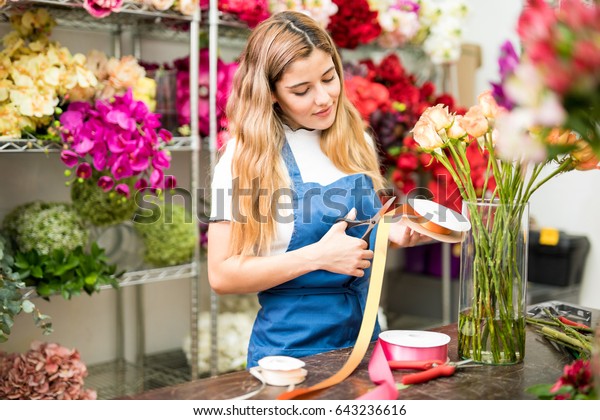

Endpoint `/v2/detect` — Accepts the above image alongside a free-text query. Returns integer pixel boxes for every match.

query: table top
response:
[123,303,598,400]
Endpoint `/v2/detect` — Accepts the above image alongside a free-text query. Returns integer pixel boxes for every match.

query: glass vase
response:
[458,199,529,364]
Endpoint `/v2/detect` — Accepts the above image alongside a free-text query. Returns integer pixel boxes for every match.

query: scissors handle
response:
[388,360,444,370]
[401,364,456,385]
[335,218,375,241]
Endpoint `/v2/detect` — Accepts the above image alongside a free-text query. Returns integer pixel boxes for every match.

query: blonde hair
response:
[225,11,385,256]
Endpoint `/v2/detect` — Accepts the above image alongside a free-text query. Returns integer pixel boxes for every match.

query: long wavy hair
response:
[225,11,385,256]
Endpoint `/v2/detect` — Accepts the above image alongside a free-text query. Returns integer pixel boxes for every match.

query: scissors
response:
[388,359,477,385]
[336,196,396,243]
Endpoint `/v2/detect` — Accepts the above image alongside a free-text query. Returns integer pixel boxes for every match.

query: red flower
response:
[549,359,595,399]
[327,0,381,49]
[377,54,406,84]
[344,76,390,120]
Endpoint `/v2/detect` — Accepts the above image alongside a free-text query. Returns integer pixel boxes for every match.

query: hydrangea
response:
[133,200,197,267]
[182,311,255,374]
[0,341,96,400]
[2,202,88,255]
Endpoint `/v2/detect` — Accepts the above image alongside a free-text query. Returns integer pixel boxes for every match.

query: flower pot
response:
[458,199,529,364]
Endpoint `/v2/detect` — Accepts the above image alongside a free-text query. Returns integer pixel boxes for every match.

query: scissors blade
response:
[361,196,396,239]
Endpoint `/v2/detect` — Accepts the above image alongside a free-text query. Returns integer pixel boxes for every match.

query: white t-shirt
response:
[210,125,372,255]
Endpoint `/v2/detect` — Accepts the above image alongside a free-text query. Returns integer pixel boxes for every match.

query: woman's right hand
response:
[310,208,374,278]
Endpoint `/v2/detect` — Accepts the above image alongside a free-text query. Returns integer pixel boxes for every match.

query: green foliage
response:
[0,230,52,343]
[13,242,121,300]
[134,199,197,267]
[2,201,88,255]
[71,174,137,227]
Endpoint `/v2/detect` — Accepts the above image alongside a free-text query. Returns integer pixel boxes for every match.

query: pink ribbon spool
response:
[378,330,450,362]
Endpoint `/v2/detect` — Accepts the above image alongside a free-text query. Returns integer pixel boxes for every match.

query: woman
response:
[208,11,425,368]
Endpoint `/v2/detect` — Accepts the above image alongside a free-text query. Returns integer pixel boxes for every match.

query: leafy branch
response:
[1,231,52,343]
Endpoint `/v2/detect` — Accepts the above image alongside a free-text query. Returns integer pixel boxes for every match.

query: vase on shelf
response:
[458,199,529,365]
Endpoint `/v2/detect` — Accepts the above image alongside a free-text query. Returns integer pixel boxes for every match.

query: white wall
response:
[462,0,600,309]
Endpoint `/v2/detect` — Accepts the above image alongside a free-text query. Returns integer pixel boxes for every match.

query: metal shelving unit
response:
[0,0,203,396]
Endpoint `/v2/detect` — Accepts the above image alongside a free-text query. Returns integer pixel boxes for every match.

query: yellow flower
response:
[133,76,157,111]
[0,103,24,138]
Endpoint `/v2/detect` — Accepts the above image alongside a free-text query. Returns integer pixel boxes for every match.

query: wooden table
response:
[123,302,598,400]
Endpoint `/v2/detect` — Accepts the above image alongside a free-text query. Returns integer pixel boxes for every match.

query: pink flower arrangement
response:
[0,341,97,400]
[174,49,238,137]
[83,0,124,18]
[59,89,174,198]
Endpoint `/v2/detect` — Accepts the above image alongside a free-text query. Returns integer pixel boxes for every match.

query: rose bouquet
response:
[412,89,598,364]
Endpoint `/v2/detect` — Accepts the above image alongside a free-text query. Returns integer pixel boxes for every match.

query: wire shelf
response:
[0,136,195,153]
[114,262,197,288]
[85,349,192,400]
[0,0,195,33]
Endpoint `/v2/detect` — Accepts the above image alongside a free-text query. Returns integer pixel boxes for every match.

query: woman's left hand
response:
[388,220,433,248]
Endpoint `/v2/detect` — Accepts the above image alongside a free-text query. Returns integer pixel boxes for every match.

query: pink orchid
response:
[97,176,114,192]
[59,89,175,195]
[115,183,130,198]
[60,150,79,168]
[76,163,92,179]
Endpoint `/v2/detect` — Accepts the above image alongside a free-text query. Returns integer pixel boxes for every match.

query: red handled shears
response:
[389,359,476,385]
[336,196,396,242]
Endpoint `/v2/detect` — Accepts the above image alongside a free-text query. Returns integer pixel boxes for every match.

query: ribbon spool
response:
[255,356,307,386]
[379,330,450,362]
[232,356,307,400]
[399,199,471,243]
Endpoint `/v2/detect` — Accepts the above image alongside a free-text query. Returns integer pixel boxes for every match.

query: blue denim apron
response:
[246,139,381,368]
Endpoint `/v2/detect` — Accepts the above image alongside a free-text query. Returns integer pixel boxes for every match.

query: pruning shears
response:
[389,359,477,385]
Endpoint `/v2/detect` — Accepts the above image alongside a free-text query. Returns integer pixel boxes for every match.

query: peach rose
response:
[545,127,577,146]
[572,141,600,171]
[447,115,467,139]
[477,90,501,119]
[459,105,489,138]
[420,103,452,131]
[412,118,445,151]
